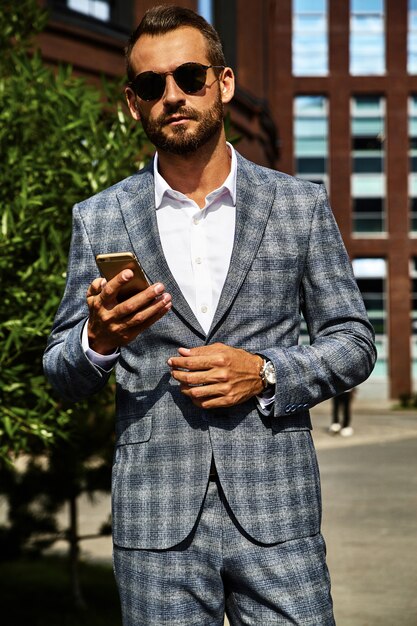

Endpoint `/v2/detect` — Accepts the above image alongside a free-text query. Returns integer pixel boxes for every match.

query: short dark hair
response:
[125,5,226,82]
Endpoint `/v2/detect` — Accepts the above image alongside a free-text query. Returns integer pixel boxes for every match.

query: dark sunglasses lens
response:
[174,63,207,94]
[133,72,165,101]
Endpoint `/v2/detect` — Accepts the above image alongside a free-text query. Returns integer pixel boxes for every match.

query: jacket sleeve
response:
[43,204,112,403]
[260,185,377,418]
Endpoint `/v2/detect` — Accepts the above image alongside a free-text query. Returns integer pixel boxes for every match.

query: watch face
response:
[265,362,276,385]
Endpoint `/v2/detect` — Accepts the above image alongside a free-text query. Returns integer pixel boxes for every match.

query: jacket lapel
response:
[207,154,277,340]
[115,153,277,340]
[116,164,206,337]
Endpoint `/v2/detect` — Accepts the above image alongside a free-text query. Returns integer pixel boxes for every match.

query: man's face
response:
[126,27,233,155]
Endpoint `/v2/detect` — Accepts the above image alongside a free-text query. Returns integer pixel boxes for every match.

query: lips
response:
[160,108,200,126]
[164,115,190,125]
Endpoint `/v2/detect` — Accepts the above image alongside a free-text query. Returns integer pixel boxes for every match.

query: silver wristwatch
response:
[259,358,276,388]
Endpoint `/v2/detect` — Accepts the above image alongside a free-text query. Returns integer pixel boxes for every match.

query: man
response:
[44,5,376,625]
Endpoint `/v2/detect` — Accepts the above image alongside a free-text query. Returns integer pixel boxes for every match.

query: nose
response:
[162,74,186,107]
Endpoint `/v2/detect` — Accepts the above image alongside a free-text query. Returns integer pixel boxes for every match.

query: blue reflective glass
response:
[410,0,417,11]
[409,55,417,73]
[68,0,110,21]
[294,0,325,13]
[354,96,382,110]
[351,42,385,75]
[409,119,417,135]
[353,157,384,173]
[353,119,384,136]
[197,0,213,24]
[351,15,383,33]
[293,40,327,74]
[295,96,327,112]
[351,0,383,12]
[351,36,384,55]
[294,34,327,51]
[295,119,327,136]
[294,15,326,30]
[295,138,327,155]
[293,59,327,75]
[296,157,327,174]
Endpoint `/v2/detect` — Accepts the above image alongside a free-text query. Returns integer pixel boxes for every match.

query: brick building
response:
[36,1,417,400]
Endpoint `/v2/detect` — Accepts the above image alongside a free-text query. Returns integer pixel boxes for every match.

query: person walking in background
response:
[330,389,355,437]
[44,5,376,625]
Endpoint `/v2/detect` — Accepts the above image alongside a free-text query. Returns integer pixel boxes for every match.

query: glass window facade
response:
[67,0,110,21]
[294,95,328,187]
[409,0,417,74]
[352,258,388,377]
[350,0,385,75]
[410,96,417,232]
[294,95,328,345]
[351,96,386,233]
[293,0,328,76]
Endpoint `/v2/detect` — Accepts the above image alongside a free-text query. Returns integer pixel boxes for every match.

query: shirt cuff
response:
[256,387,275,416]
[81,320,119,371]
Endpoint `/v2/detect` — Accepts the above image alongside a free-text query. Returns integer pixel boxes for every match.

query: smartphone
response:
[95,252,150,302]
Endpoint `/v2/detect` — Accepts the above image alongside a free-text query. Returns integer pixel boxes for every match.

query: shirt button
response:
[193,217,199,225]
[201,305,208,313]
[195,257,202,264]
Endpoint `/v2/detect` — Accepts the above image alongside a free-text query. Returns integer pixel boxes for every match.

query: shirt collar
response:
[153,142,237,209]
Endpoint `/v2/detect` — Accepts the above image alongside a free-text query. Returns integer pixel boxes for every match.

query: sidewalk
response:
[55,402,417,625]
[311,402,417,626]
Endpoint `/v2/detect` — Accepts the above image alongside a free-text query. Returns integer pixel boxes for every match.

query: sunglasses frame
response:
[129,62,225,102]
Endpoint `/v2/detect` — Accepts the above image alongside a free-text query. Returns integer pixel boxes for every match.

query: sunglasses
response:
[130,62,225,102]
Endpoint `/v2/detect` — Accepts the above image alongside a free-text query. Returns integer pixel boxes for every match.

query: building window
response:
[350,0,385,75]
[411,258,417,383]
[351,96,386,233]
[48,0,132,34]
[294,95,329,188]
[198,0,214,24]
[294,95,328,346]
[292,0,328,76]
[67,0,110,22]
[410,95,417,232]
[352,258,388,378]
[409,0,417,74]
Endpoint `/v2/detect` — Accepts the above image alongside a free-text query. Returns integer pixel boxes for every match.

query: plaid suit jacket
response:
[44,152,376,549]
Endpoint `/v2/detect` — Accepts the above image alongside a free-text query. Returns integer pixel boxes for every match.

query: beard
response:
[140,95,224,155]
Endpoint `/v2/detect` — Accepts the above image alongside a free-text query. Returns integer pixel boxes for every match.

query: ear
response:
[125,86,141,121]
[219,67,235,105]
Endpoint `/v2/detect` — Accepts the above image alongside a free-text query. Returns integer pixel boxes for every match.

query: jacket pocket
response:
[251,256,297,271]
[115,415,152,446]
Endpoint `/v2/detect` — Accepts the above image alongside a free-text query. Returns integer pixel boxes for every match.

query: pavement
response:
[48,399,417,626]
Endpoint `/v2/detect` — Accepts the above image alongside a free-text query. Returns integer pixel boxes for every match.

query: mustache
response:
[157,107,201,125]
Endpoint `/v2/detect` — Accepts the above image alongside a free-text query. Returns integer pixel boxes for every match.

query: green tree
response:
[0,0,152,462]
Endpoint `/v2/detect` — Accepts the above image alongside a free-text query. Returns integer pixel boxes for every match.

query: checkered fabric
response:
[113,478,335,625]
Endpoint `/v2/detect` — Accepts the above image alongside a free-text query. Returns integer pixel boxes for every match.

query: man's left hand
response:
[168,343,264,408]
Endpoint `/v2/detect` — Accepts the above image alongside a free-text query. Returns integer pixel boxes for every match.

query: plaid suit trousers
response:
[113,477,335,626]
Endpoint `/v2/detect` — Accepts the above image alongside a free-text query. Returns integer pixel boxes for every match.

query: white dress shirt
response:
[154,144,236,334]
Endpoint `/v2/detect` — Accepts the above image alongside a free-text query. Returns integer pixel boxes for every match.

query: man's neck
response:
[156,135,232,209]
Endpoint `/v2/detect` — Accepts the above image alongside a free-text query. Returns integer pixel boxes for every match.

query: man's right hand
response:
[86,269,172,355]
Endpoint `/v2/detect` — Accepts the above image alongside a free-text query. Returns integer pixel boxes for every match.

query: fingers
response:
[168,344,264,408]
[86,273,172,354]
[87,277,106,298]
[168,343,226,372]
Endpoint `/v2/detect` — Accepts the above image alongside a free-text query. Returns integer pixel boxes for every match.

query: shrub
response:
[0,0,152,461]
